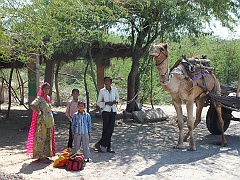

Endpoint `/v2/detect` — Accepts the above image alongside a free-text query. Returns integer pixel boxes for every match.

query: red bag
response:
[66,154,85,171]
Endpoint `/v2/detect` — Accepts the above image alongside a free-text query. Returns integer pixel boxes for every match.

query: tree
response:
[0,0,121,104]
[108,0,240,112]
[1,0,124,59]
[1,0,239,112]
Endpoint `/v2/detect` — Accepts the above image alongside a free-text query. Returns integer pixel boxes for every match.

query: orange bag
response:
[53,148,71,168]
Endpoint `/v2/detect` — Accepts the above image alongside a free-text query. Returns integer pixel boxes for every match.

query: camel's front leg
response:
[172,97,184,149]
[186,100,196,151]
[184,98,205,142]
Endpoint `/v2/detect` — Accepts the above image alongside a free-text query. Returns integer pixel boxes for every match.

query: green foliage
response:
[0,0,121,60]
[56,60,97,103]
[210,39,240,85]
[108,36,240,105]
[105,58,131,99]
[1,0,240,108]
[136,54,172,105]
[167,36,240,85]
[1,36,239,106]
[111,0,240,43]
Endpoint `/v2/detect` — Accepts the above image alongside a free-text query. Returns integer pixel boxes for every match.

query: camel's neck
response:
[155,56,169,84]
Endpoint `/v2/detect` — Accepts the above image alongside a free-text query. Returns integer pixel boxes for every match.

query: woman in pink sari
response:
[26,82,56,163]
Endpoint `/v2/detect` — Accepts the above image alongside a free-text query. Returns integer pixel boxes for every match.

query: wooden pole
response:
[97,64,105,90]
[28,56,40,120]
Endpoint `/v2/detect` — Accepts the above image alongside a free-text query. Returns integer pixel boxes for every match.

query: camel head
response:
[149,43,169,68]
[149,43,168,57]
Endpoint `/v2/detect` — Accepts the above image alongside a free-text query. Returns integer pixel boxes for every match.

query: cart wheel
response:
[206,106,231,135]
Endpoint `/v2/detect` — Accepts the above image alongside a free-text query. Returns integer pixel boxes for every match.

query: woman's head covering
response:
[37,82,51,103]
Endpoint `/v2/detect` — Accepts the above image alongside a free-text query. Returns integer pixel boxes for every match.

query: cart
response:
[198,83,240,135]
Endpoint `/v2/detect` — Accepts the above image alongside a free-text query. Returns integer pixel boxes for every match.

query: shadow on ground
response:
[0,105,240,179]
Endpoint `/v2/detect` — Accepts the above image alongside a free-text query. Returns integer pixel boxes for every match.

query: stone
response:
[144,108,168,122]
[132,108,168,123]
[132,110,146,123]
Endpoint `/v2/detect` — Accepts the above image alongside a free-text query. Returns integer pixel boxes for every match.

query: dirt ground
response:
[0,102,240,180]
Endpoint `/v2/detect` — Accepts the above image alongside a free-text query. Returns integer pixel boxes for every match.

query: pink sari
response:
[26,82,56,158]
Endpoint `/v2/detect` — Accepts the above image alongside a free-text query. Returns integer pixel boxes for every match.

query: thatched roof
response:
[0,60,25,69]
[0,41,132,68]
[87,41,131,67]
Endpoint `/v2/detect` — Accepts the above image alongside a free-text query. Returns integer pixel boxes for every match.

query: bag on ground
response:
[66,154,85,171]
[53,148,70,168]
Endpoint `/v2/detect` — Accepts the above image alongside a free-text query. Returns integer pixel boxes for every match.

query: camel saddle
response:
[171,55,215,81]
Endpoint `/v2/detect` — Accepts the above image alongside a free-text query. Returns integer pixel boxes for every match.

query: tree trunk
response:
[28,60,38,121]
[7,67,14,118]
[16,69,24,105]
[44,59,54,97]
[55,60,60,106]
[126,49,141,112]
[84,61,90,112]
[89,51,99,96]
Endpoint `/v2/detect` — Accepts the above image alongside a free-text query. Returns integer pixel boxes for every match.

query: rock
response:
[123,110,133,120]
[144,108,168,122]
[132,108,168,123]
[132,110,146,123]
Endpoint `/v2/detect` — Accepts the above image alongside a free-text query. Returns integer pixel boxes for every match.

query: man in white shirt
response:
[95,77,119,153]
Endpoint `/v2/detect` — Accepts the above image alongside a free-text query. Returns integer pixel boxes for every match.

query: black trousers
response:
[97,111,116,150]
[67,121,73,148]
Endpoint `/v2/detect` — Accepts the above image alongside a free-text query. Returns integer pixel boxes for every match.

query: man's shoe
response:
[95,143,104,153]
[107,150,115,153]
[95,143,100,150]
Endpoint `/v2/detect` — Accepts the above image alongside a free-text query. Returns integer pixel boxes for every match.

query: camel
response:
[149,43,227,151]
[237,66,240,97]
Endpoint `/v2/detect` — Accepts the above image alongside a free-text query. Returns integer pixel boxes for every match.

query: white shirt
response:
[97,86,119,112]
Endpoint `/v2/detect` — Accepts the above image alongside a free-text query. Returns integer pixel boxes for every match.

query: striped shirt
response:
[71,111,92,135]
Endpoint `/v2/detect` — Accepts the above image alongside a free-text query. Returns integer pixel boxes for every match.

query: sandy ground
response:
[0,103,240,180]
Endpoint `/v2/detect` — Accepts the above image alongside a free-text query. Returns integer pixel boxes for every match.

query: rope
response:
[126,91,139,104]
[115,91,140,112]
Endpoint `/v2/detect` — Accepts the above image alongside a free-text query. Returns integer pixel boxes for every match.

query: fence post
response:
[28,56,40,120]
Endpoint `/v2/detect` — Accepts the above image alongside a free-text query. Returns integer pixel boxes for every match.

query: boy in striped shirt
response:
[72,101,92,162]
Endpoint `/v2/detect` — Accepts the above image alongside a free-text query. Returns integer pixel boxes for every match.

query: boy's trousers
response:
[73,134,90,159]
[67,121,73,148]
